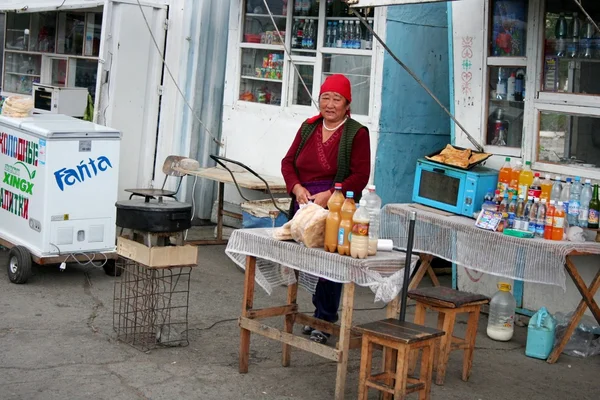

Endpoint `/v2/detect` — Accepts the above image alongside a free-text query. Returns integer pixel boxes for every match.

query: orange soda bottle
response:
[324,183,345,252]
[552,201,565,241]
[518,161,534,198]
[337,191,356,255]
[509,161,522,200]
[544,200,555,240]
[540,174,552,202]
[498,157,512,194]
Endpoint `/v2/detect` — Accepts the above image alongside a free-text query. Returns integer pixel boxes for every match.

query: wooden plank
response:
[239,317,340,362]
[394,344,410,399]
[409,254,434,290]
[565,258,600,321]
[335,282,356,400]
[295,313,339,336]
[462,308,480,382]
[117,237,198,268]
[239,256,256,373]
[247,304,298,319]
[419,340,435,400]
[435,311,456,385]
[427,265,441,287]
[358,335,373,400]
[356,319,444,344]
[176,167,287,192]
[282,272,299,367]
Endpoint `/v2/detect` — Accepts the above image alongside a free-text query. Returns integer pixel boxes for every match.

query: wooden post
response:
[239,256,256,373]
[282,270,299,367]
[435,311,456,385]
[409,254,435,290]
[393,345,409,399]
[334,282,355,400]
[357,335,372,400]
[462,308,480,381]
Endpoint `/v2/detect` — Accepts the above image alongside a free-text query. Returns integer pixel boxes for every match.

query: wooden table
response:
[176,167,287,245]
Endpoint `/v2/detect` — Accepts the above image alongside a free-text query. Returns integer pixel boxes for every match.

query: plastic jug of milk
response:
[486,282,516,341]
[525,307,556,360]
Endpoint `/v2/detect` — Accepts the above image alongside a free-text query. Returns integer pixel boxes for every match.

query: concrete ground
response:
[0,228,599,400]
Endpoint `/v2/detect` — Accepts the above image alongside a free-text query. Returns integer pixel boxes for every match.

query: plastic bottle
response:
[509,161,522,200]
[588,184,600,229]
[363,185,382,256]
[342,20,349,48]
[579,179,592,228]
[514,194,525,230]
[560,177,572,214]
[486,283,516,342]
[365,21,373,50]
[551,175,562,202]
[336,20,343,48]
[337,191,356,255]
[350,199,370,259]
[514,69,525,101]
[496,68,507,100]
[522,196,534,231]
[528,198,539,234]
[544,200,556,240]
[567,12,581,58]
[498,157,512,194]
[552,201,566,241]
[528,172,542,199]
[536,199,546,238]
[507,195,517,229]
[540,174,552,202]
[324,183,345,252]
[507,73,516,101]
[518,161,534,198]
[568,176,582,226]
[353,21,361,49]
[326,21,332,47]
[555,12,568,57]
[582,20,595,59]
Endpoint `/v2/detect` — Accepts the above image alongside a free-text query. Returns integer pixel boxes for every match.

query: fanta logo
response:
[54,156,113,191]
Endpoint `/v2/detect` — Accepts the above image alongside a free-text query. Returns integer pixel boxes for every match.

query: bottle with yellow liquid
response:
[324,183,345,253]
[337,191,356,256]
[518,161,534,198]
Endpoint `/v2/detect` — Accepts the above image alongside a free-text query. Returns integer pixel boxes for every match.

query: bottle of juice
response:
[337,191,356,255]
[514,194,525,230]
[518,161,534,198]
[324,183,345,252]
[350,199,370,259]
[509,161,522,200]
[588,183,600,229]
[540,174,552,202]
[552,201,565,241]
[544,200,556,240]
[498,157,512,193]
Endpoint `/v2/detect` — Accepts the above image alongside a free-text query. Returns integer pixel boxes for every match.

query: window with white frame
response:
[483,0,600,177]
[238,0,376,116]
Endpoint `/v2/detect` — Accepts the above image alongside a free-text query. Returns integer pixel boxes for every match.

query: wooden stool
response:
[355,319,445,400]
[408,286,489,385]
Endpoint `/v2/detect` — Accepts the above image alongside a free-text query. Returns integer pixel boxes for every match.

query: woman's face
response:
[319,91,349,123]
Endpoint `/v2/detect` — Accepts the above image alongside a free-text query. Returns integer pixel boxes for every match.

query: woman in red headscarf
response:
[281,74,371,344]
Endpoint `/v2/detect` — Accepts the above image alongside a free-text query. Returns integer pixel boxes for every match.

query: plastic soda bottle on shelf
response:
[540,174,552,202]
[337,191,356,255]
[486,283,517,341]
[350,199,370,259]
[551,175,563,202]
[568,176,582,226]
[507,195,517,229]
[324,183,345,253]
[363,185,382,256]
[528,172,542,199]
[536,199,547,237]
[514,194,526,230]
[544,200,556,240]
[528,198,539,234]
[522,196,534,231]
[498,157,512,193]
[588,184,600,229]
[578,179,592,228]
[560,178,572,214]
[552,201,566,241]
[509,161,522,200]
[518,161,534,198]
[555,12,568,57]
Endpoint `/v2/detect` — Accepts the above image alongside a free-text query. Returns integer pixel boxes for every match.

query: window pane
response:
[490,0,528,57]
[487,66,526,147]
[538,111,600,169]
[542,2,600,94]
[57,12,85,55]
[322,55,371,115]
[51,58,68,87]
[5,13,30,50]
[291,0,318,57]
[243,0,287,45]
[290,64,314,106]
[240,49,283,106]
[30,12,57,53]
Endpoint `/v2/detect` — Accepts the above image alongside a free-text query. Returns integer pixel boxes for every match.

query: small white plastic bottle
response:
[486,282,517,341]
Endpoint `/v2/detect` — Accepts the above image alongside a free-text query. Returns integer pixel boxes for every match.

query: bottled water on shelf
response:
[336,20,343,48]
[579,179,592,228]
[326,21,332,47]
[568,176,582,226]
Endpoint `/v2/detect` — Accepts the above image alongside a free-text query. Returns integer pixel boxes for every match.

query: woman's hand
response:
[309,190,332,208]
[292,184,311,205]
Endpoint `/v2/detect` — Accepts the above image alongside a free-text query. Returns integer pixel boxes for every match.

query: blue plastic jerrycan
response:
[525,307,556,360]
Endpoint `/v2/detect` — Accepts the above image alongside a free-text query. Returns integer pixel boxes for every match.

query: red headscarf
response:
[306,74,352,124]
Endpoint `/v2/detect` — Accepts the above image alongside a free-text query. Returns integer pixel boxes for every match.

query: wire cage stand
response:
[113,257,192,352]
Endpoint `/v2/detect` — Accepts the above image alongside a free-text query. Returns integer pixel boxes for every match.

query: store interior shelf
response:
[323,72,370,78]
[4,72,41,77]
[320,47,372,56]
[4,49,44,55]
[489,98,525,108]
[326,17,374,21]
[241,75,283,83]
[240,43,285,51]
[293,16,318,20]
[487,56,527,67]
[246,13,287,18]
[552,57,600,64]
[292,48,317,53]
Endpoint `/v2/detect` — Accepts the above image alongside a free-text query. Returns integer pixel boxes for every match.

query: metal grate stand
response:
[113,257,192,352]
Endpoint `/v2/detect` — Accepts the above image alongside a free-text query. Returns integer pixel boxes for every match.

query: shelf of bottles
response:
[243,0,287,46]
[239,48,284,105]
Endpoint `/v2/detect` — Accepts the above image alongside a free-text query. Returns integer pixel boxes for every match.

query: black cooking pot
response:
[115,199,192,233]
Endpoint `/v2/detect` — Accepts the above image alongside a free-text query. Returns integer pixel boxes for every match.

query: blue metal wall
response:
[374,3,451,204]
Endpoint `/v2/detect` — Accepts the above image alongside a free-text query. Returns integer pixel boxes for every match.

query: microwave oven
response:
[412,158,499,217]
[32,83,88,117]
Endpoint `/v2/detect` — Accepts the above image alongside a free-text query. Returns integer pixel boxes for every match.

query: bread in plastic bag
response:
[291,203,320,243]
[273,220,293,241]
[302,207,328,248]
[1,96,34,118]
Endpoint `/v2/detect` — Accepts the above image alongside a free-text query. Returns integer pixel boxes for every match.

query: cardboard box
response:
[117,237,198,268]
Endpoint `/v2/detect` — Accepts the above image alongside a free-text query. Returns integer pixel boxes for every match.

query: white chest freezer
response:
[0,114,121,259]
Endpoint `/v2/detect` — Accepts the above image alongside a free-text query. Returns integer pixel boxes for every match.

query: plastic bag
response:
[553,312,600,358]
[288,203,328,248]
[1,95,34,118]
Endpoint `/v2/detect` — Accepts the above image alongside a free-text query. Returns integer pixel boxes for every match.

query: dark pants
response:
[312,278,342,322]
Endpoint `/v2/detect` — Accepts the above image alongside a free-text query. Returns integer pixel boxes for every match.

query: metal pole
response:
[397,211,417,322]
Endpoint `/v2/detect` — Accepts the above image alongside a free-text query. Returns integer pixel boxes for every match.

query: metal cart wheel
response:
[7,246,33,284]
[102,259,122,277]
